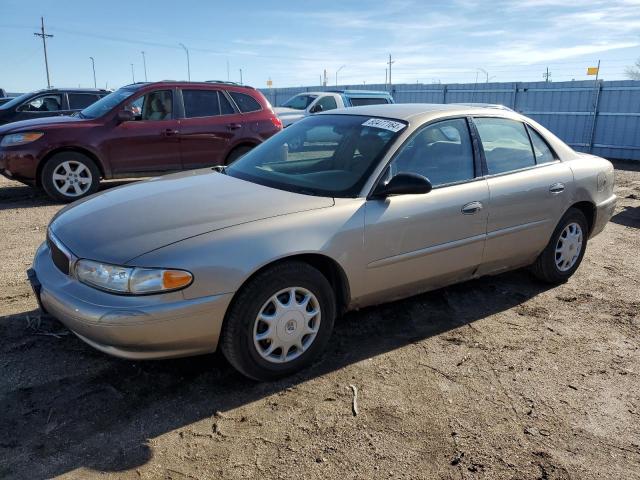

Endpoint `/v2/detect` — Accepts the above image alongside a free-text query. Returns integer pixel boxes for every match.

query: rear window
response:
[68,93,100,109]
[229,91,262,113]
[350,97,391,106]
[183,90,222,117]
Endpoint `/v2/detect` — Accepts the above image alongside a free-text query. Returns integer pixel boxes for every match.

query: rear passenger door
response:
[178,88,244,169]
[473,117,573,275]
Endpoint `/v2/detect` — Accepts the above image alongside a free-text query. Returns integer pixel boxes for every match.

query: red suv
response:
[0,81,282,201]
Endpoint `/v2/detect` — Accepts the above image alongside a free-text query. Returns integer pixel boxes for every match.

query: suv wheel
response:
[41,152,100,202]
[225,145,254,164]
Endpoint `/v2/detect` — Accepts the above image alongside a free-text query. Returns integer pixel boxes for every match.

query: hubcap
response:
[52,160,92,197]
[253,287,321,364]
[555,222,583,271]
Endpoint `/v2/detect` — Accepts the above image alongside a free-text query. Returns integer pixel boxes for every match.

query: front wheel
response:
[220,261,336,381]
[41,152,100,202]
[531,208,588,284]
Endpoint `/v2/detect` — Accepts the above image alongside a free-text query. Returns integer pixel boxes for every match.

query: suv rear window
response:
[350,97,391,106]
[229,91,262,113]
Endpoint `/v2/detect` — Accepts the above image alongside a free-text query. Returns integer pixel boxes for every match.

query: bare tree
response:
[625,59,640,80]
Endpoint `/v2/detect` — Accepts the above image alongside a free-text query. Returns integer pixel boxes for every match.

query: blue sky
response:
[1,0,640,93]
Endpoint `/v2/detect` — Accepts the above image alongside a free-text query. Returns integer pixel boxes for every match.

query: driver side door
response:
[106,89,182,175]
[362,117,489,302]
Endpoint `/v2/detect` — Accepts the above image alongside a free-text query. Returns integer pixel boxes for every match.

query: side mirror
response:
[116,110,134,123]
[310,104,323,114]
[372,172,432,198]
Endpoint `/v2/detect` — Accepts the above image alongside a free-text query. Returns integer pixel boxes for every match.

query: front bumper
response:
[31,242,234,360]
[590,194,617,238]
[0,148,38,184]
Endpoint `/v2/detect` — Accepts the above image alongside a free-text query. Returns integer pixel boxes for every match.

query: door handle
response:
[549,182,565,194]
[226,123,242,130]
[162,128,179,136]
[461,201,483,215]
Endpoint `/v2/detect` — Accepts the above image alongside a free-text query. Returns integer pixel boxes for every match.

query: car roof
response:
[31,88,110,93]
[319,103,521,123]
[122,81,257,91]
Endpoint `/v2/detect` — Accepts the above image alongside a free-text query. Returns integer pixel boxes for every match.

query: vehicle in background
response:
[28,104,617,380]
[0,88,110,126]
[0,97,15,106]
[274,90,394,127]
[0,81,282,201]
[0,88,6,98]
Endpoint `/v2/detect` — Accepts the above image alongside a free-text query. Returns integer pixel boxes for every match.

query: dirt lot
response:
[0,165,639,480]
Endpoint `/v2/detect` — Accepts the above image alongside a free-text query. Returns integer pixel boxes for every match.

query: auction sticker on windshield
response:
[362,118,406,132]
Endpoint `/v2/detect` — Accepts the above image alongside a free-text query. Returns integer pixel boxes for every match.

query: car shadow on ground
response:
[0,180,139,211]
[0,270,553,478]
[611,206,640,228]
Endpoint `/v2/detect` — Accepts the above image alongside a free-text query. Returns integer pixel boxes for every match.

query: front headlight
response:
[0,132,44,147]
[74,259,193,294]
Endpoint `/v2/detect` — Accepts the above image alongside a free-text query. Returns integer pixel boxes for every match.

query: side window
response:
[391,118,475,187]
[68,93,99,110]
[127,90,173,121]
[527,125,556,164]
[19,94,63,112]
[219,92,235,115]
[474,118,535,175]
[229,91,262,113]
[316,95,338,111]
[183,90,221,117]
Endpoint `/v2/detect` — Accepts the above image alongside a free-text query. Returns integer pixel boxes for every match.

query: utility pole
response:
[89,56,96,88]
[323,69,327,87]
[34,17,53,88]
[179,43,191,81]
[385,68,387,86]
[239,68,243,85]
[543,66,551,82]
[387,54,394,87]
[141,51,148,81]
[336,65,345,87]
[130,63,135,83]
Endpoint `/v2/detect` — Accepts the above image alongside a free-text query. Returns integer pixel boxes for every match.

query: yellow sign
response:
[266,79,273,87]
[587,67,599,76]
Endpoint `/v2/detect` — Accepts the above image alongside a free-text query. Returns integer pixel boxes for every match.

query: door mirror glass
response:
[373,172,432,198]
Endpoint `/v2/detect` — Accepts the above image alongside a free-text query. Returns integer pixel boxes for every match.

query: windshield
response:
[281,94,317,110]
[226,114,406,197]
[80,87,138,119]
[0,92,33,110]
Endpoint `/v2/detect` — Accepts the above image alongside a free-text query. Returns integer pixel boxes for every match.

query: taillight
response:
[270,115,283,130]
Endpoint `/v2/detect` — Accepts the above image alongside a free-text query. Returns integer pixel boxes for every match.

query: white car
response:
[274,90,394,127]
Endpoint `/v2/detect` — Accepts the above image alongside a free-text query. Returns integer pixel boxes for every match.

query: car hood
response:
[0,115,81,133]
[49,169,334,265]
[273,107,305,116]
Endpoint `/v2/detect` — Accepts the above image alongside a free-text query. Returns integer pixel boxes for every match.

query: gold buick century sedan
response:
[29,104,617,380]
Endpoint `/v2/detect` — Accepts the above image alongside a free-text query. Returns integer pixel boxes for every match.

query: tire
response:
[225,145,254,164]
[41,152,100,202]
[531,208,589,284]
[220,261,336,381]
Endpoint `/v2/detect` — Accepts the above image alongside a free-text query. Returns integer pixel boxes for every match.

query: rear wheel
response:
[531,208,588,284]
[41,152,100,202]
[220,261,336,381]
[225,145,254,164]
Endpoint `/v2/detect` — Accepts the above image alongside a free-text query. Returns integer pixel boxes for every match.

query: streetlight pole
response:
[34,17,53,88]
[141,51,148,81]
[130,63,135,83]
[179,43,191,81]
[89,56,96,88]
[336,65,346,86]
[239,68,243,85]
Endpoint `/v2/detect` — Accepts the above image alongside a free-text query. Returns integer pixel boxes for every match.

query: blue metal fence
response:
[260,80,640,161]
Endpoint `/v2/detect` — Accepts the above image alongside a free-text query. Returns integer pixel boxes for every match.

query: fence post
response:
[512,82,518,111]
[588,80,603,153]
[443,84,448,104]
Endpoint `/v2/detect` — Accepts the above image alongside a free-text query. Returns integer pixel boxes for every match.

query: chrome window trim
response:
[47,229,78,276]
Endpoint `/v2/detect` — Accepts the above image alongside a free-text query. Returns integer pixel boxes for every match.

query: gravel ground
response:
[0,165,639,480]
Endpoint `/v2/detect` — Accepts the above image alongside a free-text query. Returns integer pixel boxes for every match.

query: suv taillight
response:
[270,115,283,130]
